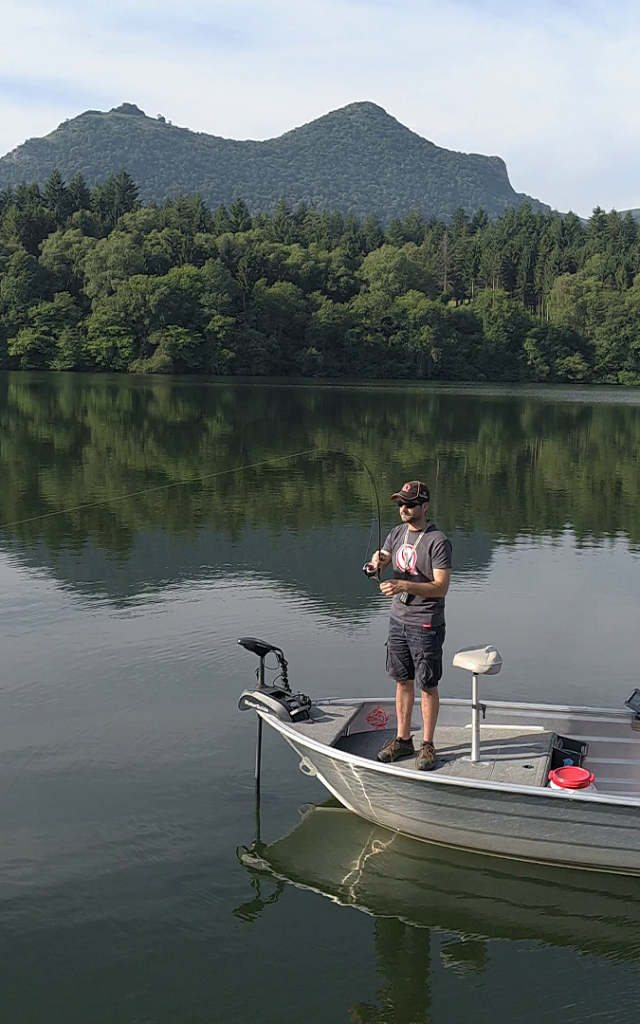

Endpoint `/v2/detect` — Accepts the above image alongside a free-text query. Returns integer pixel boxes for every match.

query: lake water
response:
[1,372,640,1023]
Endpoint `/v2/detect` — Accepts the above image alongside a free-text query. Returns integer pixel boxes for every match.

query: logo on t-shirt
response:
[396,545,419,575]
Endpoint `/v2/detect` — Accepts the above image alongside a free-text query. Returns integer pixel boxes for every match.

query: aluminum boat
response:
[237,637,640,875]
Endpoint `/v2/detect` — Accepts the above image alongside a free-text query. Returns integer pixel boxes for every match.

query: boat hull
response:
[261,699,640,874]
[298,743,639,873]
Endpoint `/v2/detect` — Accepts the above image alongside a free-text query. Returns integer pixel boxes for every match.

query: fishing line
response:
[0,448,318,531]
[0,447,384,559]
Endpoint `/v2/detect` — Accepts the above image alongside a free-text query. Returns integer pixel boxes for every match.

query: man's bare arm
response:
[379,568,450,598]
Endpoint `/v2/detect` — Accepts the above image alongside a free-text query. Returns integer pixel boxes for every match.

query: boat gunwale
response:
[315,695,637,721]
[258,696,640,807]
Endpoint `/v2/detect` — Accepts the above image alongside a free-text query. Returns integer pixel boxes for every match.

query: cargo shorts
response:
[386,617,445,691]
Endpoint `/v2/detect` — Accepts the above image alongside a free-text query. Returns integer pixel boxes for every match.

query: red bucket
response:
[548,766,595,790]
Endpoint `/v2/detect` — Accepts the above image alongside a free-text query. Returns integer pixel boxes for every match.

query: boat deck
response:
[336,726,556,787]
[279,699,640,796]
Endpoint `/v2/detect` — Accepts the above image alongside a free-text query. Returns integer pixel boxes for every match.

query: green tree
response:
[362,213,384,252]
[228,198,252,234]
[39,228,96,296]
[358,245,437,298]
[0,250,48,326]
[472,289,532,380]
[44,169,71,227]
[8,292,80,369]
[68,172,92,213]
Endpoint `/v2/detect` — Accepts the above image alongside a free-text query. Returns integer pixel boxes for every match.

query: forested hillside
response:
[0,102,548,222]
[0,169,639,383]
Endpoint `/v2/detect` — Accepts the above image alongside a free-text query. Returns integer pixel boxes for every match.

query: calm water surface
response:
[1,373,640,1023]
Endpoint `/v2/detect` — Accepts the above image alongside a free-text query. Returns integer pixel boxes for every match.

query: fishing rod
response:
[0,446,386,578]
[324,449,383,581]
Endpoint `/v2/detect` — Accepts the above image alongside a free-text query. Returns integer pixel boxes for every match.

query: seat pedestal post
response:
[452,645,503,763]
[471,672,480,762]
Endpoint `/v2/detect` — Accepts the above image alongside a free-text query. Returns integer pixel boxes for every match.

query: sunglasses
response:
[398,500,422,509]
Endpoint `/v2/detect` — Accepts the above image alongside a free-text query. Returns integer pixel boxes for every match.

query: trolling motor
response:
[237,636,311,853]
[237,637,311,723]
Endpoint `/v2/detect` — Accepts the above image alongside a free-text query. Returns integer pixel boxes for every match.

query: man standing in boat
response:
[370,480,451,770]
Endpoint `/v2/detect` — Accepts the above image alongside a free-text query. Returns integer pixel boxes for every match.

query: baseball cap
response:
[390,480,430,503]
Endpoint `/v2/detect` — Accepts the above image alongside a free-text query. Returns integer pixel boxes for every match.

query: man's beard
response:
[402,508,426,527]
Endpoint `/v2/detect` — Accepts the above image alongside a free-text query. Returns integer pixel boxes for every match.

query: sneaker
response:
[377,736,414,763]
[416,741,437,771]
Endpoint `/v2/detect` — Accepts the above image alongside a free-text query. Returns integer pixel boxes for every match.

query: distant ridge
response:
[0,100,551,222]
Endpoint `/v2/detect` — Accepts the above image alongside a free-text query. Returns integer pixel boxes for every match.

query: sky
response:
[2,0,640,216]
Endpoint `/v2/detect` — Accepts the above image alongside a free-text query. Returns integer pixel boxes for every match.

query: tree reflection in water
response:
[2,374,640,555]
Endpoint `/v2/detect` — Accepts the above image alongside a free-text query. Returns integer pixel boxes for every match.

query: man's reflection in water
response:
[349,920,489,1023]
[349,919,432,1024]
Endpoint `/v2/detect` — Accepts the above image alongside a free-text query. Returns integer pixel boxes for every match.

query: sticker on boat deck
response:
[367,705,391,729]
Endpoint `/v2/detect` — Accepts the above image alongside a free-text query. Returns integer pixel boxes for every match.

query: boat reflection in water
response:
[237,801,640,1022]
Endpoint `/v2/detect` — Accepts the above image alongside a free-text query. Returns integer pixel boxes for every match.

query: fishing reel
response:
[362,561,379,578]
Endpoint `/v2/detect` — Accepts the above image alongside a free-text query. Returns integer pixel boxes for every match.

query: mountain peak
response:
[0,102,549,222]
[292,100,409,133]
[332,100,391,117]
[109,103,147,117]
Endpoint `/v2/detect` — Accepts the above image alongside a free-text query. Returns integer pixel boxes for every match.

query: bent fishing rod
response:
[0,446,385,577]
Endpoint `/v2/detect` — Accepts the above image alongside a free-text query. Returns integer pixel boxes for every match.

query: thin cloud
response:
[0,75,110,109]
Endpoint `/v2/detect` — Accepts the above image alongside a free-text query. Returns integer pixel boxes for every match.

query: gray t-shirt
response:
[382,522,452,626]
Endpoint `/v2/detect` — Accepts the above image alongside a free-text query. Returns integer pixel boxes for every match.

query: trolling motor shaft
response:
[236,636,311,848]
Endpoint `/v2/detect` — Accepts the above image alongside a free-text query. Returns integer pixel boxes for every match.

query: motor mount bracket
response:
[238,686,311,722]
